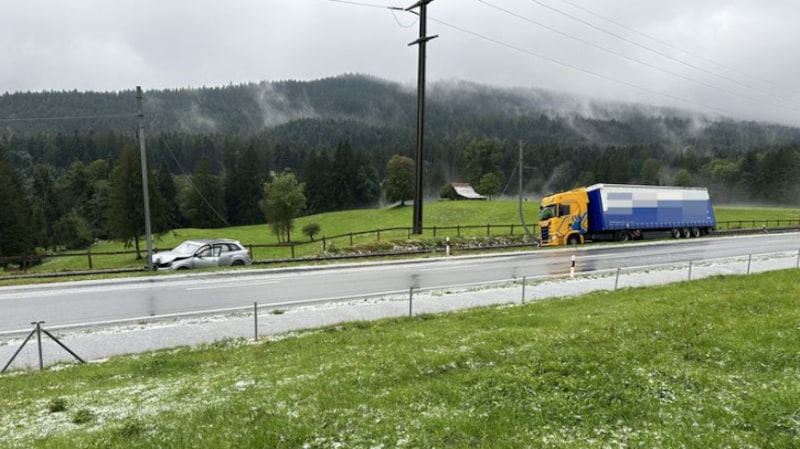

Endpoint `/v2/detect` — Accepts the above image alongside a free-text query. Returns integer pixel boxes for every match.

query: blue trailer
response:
[539,183,716,245]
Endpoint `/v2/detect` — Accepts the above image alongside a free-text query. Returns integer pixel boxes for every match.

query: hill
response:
[2,74,800,260]
[3,74,800,153]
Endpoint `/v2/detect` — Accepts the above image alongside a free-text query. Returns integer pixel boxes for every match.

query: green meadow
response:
[15,202,800,273]
[2,269,798,448]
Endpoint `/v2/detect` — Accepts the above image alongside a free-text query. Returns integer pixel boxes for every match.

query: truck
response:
[538,183,716,246]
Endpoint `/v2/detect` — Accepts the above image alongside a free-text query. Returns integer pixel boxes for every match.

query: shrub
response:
[302,223,321,240]
[71,408,95,425]
[47,397,68,413]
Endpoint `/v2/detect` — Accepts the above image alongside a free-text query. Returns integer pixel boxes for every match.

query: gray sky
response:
[3,0,800,126]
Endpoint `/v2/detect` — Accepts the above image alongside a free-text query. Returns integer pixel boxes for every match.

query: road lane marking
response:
[186,280,281,291]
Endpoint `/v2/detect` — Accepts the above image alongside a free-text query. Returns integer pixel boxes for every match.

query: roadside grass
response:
[2,269,799,448]
[13,203,800,274]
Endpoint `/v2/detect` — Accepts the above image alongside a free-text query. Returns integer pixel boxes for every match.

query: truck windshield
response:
[540,205,556,220]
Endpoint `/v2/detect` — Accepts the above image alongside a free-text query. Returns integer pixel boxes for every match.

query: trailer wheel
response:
[682,228,692,238]
[671,228,681,239]
[691,227,701,238]
[615,231,630,242]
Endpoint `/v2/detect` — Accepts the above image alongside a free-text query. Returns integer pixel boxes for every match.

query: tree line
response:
[3,74,800,259]
[2,128,799,260]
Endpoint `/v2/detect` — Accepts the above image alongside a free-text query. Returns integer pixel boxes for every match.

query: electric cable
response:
[527,0,800,108]
[158,136,232,228]
[553,0,800,97]
[426,15,752,120]
[476,0,800,115]
[0,113,137,122]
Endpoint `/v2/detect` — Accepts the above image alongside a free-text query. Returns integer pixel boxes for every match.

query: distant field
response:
[2,269,798,448]
[18,202,800,273]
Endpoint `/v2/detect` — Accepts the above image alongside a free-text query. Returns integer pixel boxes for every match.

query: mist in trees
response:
[3,75,800,259]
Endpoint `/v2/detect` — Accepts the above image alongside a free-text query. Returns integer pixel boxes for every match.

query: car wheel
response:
[231,260,245,266]
[176,266,189,270]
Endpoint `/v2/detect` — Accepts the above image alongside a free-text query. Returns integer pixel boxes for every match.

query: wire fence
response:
[1,248,798,371]
[2,220,799,274]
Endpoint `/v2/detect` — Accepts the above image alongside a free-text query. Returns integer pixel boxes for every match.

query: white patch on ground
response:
[1,251,797,372]
[1,250,797,445]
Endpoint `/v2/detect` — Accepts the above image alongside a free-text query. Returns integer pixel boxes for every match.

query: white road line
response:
[422,264,484,272]
[186,280,281,291]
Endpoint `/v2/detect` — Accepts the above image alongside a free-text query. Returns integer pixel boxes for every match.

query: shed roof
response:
[450,182,486,200]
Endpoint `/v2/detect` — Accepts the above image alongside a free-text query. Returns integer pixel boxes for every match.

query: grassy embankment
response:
[22,203,800,273]
[1,268,798,447]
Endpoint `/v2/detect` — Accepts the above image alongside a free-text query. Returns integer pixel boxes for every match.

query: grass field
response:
[17,202,800,273]
[2,269,798,448]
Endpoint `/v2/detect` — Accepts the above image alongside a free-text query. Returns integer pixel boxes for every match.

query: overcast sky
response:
[3,0,800,126]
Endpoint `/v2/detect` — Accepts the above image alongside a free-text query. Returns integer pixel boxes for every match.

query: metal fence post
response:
[521,276,526,304]
[796,249,800,269]
[747,254,752,275]
[614,268,621,290]
[409,287,414,317]
[35,321,44,370]
[688,260,693,281]
[87,249,93,270]
[254,302,258,341]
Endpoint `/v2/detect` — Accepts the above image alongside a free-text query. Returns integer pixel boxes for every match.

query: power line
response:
[426,15,748,120]
[158,136,232,228]
[553,0,800,98]
[326,0,775,121]
[527,0,800,109]
[0,113,137,122]
[476,0,800,116]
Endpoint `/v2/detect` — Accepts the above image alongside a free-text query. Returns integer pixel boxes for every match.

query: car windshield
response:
[540,205,556,221]
[172,242,202,255]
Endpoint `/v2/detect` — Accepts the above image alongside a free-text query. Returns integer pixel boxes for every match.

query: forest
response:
[1,73,799,258]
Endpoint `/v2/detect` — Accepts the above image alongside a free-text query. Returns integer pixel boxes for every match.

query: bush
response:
[54,209,94,250]
[47,397,68,413]
[302,223,321,240]
[71,408,95,425]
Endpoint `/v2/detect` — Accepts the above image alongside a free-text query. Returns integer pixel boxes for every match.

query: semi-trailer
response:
[538,183,716,246]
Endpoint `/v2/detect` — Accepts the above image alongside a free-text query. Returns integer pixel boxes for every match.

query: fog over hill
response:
[2,74,800,152]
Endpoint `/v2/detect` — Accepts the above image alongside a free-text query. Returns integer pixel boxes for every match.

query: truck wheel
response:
[671,228,681,239]
[682,228,691,238]
[691,227,701,238]
[615,231,630,242]
[567,235,581,245]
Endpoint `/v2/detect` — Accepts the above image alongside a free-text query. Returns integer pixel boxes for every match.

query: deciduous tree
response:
[260,171,306,242]
[384,155,414,206]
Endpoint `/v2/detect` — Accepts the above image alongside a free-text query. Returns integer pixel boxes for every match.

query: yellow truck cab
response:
[538,187,589,246]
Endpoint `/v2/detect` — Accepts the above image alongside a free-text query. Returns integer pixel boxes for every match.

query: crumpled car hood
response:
[152,251,191,265]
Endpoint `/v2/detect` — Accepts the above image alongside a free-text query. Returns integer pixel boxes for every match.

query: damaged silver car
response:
[152,239,252,270]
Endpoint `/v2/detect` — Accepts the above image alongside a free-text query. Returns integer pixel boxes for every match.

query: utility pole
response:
[407,0,437,234]
[136,86,154,270]
[517,141,536,242]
